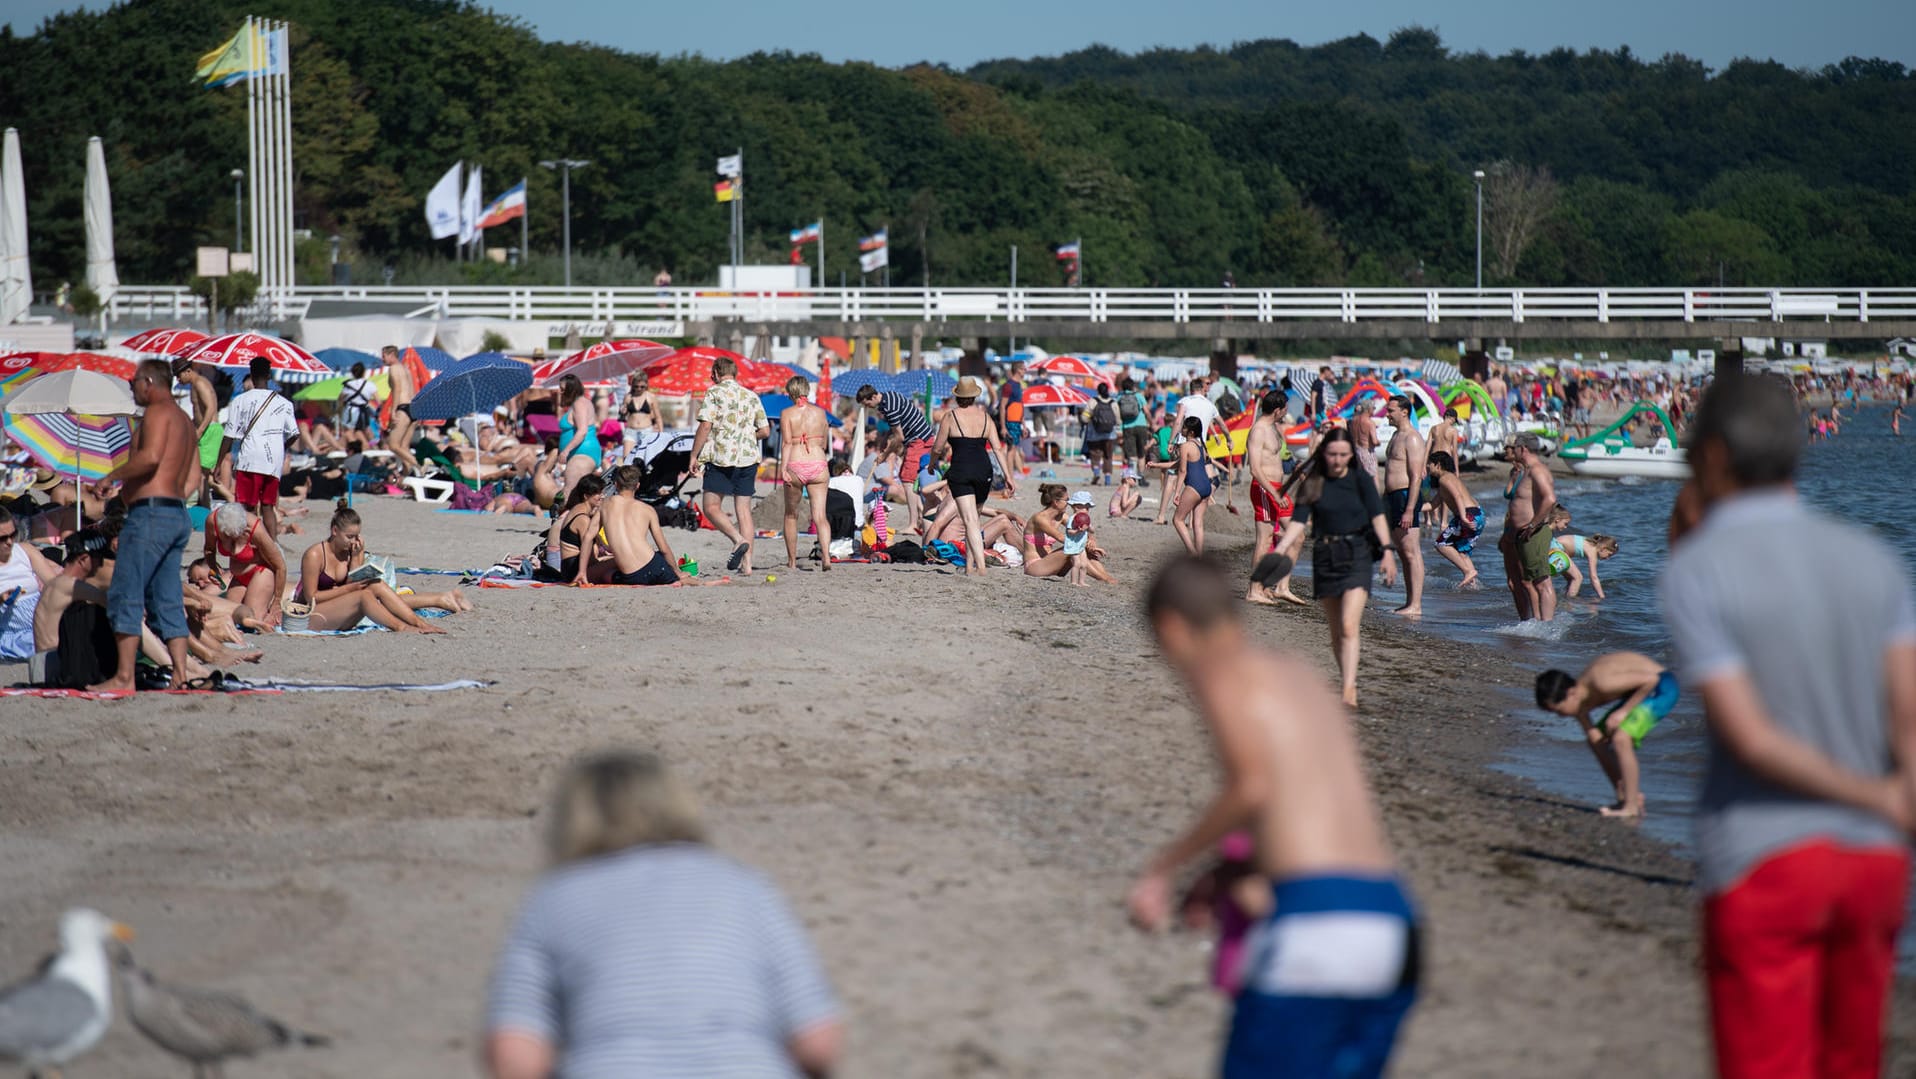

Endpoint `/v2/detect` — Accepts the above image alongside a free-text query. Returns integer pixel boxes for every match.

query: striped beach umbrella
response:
[119,327,210,356]
[0,352,41,395]
[181,333,331,383]
[1,411,131,479]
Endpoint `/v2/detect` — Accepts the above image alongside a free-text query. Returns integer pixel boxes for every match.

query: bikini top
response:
[1503,471,1523,501]
[218,520,262,569]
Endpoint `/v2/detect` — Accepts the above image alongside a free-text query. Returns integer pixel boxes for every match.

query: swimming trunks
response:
[1385,487,1422,529]
[1436,506,1485,553]
[1251,484,1293,525]
[1601,670,1680,747]
[612,550,678,586]
[1224,874,1419,1079]
[1519,524,1556,582]
[394,403,412,419]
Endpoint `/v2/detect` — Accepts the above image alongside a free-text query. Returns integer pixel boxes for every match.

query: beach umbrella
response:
[0,128,29,326]
[409,352,533,422]
[119,327,209,356]
[182,333,330,383]
[834,370,895,397]
[772,362,818,383]
[1021,383,1093,408]
[313,346,378,372]
[890,370,957,401]
[39,351,139,381]
[1029,355,1108,383]
[83,136,118,310]
[406,345,458,373]
[759,393,844,427]
[815,353,833,409]
[293,370,389,403]
[532,338,673,388]
[643,347,790,395]
[0,352,42,395]
[1,368,137,529]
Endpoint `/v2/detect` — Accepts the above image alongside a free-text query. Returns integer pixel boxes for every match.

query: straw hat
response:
[955,376,984,400]
[30,469,61,492]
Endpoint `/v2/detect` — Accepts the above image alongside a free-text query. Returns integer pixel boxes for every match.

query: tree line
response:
[2,4,1911,291]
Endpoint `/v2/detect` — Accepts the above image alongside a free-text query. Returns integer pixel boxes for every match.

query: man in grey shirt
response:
[1660,373,1915,1079]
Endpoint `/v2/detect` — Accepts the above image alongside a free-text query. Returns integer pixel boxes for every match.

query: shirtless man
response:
[1485,366,1509,414]
[1423,408,1462,533]
[1535,652,1680,818]
[1381,395,1427,616]
[1498,432,1558,622]
[599,465,695,586]
[170,356,218,506]
[381,345,423,474]
[93,359,196,691]
[1243,391,1301,606]
[1425,451,1483,588]
[1128,557,1419,1077]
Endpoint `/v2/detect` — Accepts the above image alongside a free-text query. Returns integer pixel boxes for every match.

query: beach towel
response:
[221,677,490,693]
[0,686,285,699]
[274,607,453,636]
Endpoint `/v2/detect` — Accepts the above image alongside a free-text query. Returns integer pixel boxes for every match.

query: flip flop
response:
[1250,553,1295,586]
[725,542,750,571]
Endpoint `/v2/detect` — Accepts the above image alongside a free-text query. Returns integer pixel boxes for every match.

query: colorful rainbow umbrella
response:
[1,368,138,528]
[0,353,40,395]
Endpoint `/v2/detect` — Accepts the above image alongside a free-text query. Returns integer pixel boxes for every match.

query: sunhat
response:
[955,376,984,399]
[1067,490,1094,506]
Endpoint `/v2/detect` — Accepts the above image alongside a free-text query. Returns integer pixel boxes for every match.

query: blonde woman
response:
[485,751,843,1079]
[777,376,833,571]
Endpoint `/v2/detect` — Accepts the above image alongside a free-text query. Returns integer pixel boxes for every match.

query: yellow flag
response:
[196,25,254,88]
[714,179,737,203]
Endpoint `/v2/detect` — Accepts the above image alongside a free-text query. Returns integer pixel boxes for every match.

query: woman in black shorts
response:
[1275,427,1398,707]
[929,376,1019,578]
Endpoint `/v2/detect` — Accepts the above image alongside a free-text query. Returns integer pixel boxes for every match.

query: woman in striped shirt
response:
[485,752,843,1078]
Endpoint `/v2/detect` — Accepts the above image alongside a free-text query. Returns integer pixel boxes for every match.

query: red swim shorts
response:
[234,469,280,508]
[1251,484,1293,525]
[898,439,936,483]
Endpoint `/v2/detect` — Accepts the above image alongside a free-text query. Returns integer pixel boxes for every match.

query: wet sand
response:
[1,484,1909,1077]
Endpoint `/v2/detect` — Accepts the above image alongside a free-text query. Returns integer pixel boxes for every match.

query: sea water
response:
[1351,403,1916,956]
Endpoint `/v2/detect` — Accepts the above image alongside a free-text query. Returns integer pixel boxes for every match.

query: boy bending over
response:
[1129,556,1419,1078]
[1535,651,1679,818]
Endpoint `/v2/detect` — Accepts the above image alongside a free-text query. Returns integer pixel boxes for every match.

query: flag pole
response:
[277,19,291,314]
[817,217,824,292]
[244,15,259,328]
[733,146,742,278]
[520,175,528,267]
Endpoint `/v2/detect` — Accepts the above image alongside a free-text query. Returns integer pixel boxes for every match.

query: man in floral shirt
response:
[689,356,770,573]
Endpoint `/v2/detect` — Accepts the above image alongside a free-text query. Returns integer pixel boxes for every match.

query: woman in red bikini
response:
[204,502,288,629]
[777,376,834,572]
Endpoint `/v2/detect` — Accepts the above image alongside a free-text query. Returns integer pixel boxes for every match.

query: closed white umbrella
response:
[84,136,118,317]
[0,127,29,325]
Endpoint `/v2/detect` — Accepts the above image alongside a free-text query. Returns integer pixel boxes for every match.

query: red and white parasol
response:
[119,328,211,356]
[179,333,331,383]
[1020,383,1094,408]
[532,339,674,388]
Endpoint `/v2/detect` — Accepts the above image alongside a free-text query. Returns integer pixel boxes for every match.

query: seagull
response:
[0,908,135,1079]
[113,950,329,1079]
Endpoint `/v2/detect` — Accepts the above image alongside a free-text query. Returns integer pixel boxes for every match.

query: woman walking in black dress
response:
[1275,427,1398,706]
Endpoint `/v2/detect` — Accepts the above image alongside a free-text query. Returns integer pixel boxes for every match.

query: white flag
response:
[716,153,741,178]
[425,162,461,239]
[460,164,483,244]
[859,247,888,274]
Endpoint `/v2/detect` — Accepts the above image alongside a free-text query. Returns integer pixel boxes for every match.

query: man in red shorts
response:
[1243,390,1300,605]
[220,357,299,542]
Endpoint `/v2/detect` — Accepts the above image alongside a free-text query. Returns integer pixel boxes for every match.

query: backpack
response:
[1118,392,1143,424]
[1215,391,1245,420]
[54,602,115,689]
[1090,398,1118,434]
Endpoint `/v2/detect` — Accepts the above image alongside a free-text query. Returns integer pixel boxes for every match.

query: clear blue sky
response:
[7,0,1913,69]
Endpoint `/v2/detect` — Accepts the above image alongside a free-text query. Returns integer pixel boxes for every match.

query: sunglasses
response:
[0,531,16,543]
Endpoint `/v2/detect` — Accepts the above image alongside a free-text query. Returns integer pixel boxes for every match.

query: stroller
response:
[617,433,700,530]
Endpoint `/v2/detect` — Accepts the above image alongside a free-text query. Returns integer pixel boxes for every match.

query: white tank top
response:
[0,541,37,595]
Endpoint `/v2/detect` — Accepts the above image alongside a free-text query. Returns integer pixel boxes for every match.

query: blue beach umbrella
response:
[313,347,378,372]
[408,345,459,372]
[890,370,957,401]
[759,394,844,427]
[836,370,896,397]
[773,363,818,383]
[409,352,532,422]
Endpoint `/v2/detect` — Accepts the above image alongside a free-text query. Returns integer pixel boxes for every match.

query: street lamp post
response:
[539,158,592,289]
[1473,169,1485,290]
[231,169,245,252]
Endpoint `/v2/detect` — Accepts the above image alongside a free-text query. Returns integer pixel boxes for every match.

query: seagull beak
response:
[112,923,135,943]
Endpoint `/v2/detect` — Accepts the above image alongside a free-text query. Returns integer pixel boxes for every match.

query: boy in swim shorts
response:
[1130,557,1418,1078]
[1535,651,1680,819]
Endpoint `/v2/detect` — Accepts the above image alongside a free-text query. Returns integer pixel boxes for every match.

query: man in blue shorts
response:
[1130,557,1418,1079]
[1535,652,1679,819]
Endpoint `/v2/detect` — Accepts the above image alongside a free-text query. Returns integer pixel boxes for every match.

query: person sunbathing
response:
[181,560,265,665]
[292,503,470,633]
[598,465,695,586]
[538,474,615,585]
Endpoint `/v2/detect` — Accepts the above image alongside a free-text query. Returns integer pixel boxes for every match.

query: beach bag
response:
[1090,398,1118,435]
[886,539,928,564]
[53,602,115,689]
[1118,392,1143,424]
[280,596,312,633]
[449,483,492,511]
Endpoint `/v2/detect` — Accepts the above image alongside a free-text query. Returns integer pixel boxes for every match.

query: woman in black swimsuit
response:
[929,375,1019,578]
[1274,427,1398,707]
[620,371,664,462]
[538,474,612,584]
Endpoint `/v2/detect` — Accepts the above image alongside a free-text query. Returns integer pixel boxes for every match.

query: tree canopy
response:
[2,3,1911,289]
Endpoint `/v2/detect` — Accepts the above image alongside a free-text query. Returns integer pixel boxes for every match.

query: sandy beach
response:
[2,484,1910,1077]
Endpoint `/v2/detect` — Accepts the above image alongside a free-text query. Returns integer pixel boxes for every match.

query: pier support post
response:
[909,325,924,370]
[1716,338,1745,379]
[1209,338,1237,383]
[959,336,987,378]
[726,328,745,356]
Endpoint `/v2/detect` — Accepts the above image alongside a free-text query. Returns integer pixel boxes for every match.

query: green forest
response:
[2,2,1913,291]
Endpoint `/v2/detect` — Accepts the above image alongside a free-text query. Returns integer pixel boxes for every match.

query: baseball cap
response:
[1067,490,1094,506]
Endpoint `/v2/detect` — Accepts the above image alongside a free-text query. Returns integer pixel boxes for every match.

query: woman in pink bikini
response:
[777,376,833,571]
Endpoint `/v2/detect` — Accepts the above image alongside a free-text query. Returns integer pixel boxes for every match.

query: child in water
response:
[1551,533,1619,599]
[1535,651,1680,818]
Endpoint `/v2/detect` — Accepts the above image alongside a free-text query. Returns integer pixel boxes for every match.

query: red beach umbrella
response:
[1020,383,1094,408]
[180,333,330,383]
[119,328,211,356]
[532,339,674,388]
[1029,355,1110,384]
[38,351,140,382]
[643,347,792,395]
